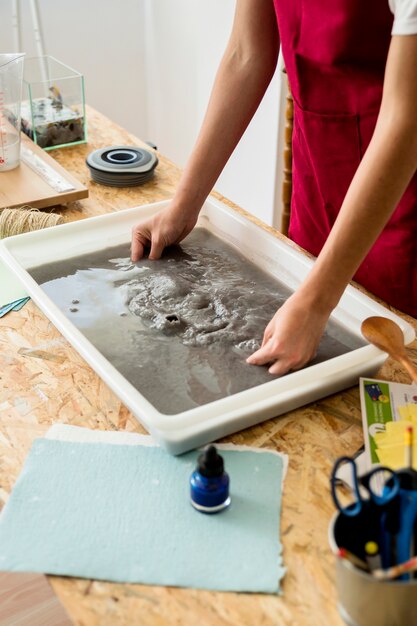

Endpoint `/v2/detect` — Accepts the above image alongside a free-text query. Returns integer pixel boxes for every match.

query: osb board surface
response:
[1,106,417,626]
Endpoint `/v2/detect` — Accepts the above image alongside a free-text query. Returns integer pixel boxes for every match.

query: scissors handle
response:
[331,457,399,517]
[331,456,362,517]
[360,466,400,506]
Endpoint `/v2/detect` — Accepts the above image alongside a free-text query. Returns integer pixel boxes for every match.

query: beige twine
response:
[0,206,64,238]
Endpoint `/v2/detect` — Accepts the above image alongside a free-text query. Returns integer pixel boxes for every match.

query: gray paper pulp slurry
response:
[29,228,364,414]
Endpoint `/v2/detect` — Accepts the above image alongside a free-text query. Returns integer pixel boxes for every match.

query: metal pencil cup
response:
[329,513,417,626]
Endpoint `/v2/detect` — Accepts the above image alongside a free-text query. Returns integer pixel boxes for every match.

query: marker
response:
[373,555,417,580]
[337,548,369,572]
[365,541,382,572]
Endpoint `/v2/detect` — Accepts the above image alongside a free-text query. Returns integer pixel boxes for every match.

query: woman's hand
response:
[131,1,279,264]
[246,290,330,375]
[131,204,199,262]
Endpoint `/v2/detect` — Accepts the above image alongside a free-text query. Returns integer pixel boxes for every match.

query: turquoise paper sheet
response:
[0,260,27,308]
[0,438,286,593]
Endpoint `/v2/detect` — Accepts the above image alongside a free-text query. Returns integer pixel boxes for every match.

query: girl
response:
[131,0,417,376]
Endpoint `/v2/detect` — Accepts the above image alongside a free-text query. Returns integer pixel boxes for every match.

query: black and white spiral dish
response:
[86,145,158,187]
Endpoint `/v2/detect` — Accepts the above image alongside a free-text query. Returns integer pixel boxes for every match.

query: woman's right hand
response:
[131,203,199,262]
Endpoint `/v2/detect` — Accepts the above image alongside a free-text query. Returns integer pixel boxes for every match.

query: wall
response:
[0,0,284,226]
[0,0,148,138]
[143,0,282,226]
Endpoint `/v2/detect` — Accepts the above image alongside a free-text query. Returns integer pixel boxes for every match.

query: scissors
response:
[330,455,400,518]
[331,456,402,568]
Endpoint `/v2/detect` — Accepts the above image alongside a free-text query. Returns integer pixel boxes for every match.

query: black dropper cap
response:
[196,445,224,478]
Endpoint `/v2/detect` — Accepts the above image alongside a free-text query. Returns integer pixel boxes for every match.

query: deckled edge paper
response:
[46,425,288,593]
[0,260,28,309]
[46,423,289,497]
[45,424,290,480]
[0,425,288,593]
[0,297,30,317]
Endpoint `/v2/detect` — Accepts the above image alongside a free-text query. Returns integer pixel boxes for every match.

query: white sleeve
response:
[388,0,417,34]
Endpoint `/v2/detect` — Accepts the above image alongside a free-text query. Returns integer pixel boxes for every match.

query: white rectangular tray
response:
[1,198,414,454]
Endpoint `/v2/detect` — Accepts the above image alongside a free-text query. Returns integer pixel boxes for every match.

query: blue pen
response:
[387,428,417,580]
[389,428,417,579]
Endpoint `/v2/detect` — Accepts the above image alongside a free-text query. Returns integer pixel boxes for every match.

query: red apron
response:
[273,0,417,316]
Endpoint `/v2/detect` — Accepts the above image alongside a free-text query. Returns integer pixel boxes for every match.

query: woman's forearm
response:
[172,0,279,216]
[300,35,417,312]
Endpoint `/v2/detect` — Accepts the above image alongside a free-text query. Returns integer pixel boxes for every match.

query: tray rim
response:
[0,196,414,453]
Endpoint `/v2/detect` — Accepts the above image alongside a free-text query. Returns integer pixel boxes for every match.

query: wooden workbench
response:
[1,107,416,626]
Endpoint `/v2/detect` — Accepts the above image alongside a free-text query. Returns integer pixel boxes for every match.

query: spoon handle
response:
[399,355,417,386]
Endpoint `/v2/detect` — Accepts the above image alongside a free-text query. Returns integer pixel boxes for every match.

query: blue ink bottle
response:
[190,445,230,513]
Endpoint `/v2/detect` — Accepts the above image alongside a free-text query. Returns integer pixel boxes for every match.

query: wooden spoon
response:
[361,316,417,385]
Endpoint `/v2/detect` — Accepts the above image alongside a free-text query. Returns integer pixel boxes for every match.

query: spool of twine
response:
[0,206,64,238]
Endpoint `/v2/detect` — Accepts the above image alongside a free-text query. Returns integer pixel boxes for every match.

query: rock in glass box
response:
[21,56,86,150]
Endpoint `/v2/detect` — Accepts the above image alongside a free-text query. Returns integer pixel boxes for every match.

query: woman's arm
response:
[248,34,417,375]
[131,0,279,261]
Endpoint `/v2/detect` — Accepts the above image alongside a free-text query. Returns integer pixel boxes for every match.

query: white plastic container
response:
[0,198,414,454]
[0,53,25,171]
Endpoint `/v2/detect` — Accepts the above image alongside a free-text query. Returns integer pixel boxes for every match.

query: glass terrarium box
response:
[21,56,86,150]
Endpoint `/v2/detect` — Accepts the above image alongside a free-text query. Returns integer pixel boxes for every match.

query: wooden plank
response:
[0,134,88,210]
[0,572,73,626]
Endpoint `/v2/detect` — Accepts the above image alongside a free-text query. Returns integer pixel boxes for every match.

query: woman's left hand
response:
[246,290,331,375]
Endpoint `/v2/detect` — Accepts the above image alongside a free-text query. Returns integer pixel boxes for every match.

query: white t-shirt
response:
[389,0,417,34]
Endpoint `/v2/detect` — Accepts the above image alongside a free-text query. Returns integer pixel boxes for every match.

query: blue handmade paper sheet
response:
[0,260,28,308]
[0,435,286,593]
